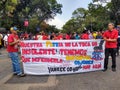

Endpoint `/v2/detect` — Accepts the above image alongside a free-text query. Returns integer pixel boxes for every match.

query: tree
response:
[63,1,113,33]
[63,8,88,33]
[93,0,120,24]
[46,25,59,33]
[13,0,62,26]
[0,0,62,32]
[72,8,88,19]
[0,0,18,28]
[63,18,77,33]
[87,3,111,30]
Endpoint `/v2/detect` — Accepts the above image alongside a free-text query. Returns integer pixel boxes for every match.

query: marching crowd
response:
[0,23,120,77]
[0,29,102,52]
[19,30,103,40]
[0,29,104,48]
[34,30,103,40]
[0,26,119,54]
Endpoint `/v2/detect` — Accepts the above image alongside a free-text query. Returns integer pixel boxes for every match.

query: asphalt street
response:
[0,48,120,90]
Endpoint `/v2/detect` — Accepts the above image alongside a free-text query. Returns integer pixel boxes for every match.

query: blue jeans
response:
[9,52,22,75]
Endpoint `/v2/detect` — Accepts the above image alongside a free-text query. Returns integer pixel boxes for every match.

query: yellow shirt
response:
[93,33,97,39]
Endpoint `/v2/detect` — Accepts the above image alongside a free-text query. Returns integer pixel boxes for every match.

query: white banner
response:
[20,40,105,75]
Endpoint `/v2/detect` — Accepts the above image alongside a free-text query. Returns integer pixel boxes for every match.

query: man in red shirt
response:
[7,27,25,77]
[103,23,118,72]
[81,30,89,39]
[57,32,63,40]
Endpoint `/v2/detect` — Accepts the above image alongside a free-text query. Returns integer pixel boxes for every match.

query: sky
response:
[47,0,92,29]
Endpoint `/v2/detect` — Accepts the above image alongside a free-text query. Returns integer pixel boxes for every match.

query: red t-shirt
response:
[7,34,19,52]
[58,35,63,40]
[24,33,29,38]
[42,35,48,40]
[103,29,118,48]
[66,34,70,40]
[81,33,89,39]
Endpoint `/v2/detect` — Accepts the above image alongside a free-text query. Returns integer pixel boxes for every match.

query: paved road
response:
[0,48,120,90]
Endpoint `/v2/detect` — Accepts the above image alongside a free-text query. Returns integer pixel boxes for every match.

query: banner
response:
[20,40,105,75]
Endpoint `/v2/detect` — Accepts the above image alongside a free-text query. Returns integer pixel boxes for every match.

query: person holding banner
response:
[7,27,25,77]
[103,23,118,72]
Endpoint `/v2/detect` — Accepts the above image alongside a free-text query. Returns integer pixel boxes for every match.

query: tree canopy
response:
[62,0,120,33]
[0,0,62,33]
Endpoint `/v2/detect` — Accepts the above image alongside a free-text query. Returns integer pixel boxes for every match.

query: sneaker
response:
[102,68,107,72]
[13,73,17,75]
[18,73,26,77]
[112,68,116,72]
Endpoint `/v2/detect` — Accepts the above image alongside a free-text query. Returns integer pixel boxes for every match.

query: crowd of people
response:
[0,30,105,55]
[19,30,104,40]
[0,28,118,52]
[0,23,120,77]
[0,29,104,51]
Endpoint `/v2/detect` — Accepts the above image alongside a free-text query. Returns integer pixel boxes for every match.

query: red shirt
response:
[57,35,63,40]
[35,35,38,40]
[103,29,118,48]
[81,33,89,39]
[66,34,70,40]
[24,33,29,38]
[42,35,48,40]
[7,34,19,52]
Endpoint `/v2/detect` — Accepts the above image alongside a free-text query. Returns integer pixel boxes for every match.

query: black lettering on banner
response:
[67,65,82,72]
[48,66,82,73]
[73,65,82,72]
[48,67,66,73]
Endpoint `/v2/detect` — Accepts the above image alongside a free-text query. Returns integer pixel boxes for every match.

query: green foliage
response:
[46,25,59,33]
[0,0,62,33]
[93,0,120,24]
[63,1,116,33]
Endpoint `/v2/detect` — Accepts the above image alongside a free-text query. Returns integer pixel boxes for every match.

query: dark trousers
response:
[117,43,120,55]
[104,48,117,69]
